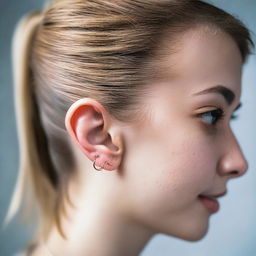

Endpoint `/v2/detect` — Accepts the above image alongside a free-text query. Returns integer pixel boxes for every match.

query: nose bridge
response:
[220,127,248,177]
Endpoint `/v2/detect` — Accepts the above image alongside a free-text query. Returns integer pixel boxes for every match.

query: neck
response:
[32,173,155,256]
[43,216,154,256]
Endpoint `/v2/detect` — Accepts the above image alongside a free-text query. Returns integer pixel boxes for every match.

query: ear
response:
[65,98,123,171]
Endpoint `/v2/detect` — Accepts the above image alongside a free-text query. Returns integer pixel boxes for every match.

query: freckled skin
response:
[119,28,248,241]
[39,27,248,256]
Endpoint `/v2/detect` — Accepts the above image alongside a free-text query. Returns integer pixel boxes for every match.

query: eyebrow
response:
[193,85,242,111]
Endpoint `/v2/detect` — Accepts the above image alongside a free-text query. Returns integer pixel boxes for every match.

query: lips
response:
[198,190,227,213]
[199,195,219,213]
[200,190,227,199]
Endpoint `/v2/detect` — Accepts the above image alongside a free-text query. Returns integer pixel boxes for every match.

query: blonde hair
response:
[3,0,255,251]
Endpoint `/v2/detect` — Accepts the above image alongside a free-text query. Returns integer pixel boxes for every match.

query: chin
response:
[183,230,209,242]
[162,219,210,242]
[177,224,209,242]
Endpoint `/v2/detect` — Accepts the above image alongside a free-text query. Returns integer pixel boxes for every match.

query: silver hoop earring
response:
[93,155,103,171]
[93,159,103,171]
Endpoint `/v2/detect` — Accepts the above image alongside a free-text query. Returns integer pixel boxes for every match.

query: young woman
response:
[5,0,254,255]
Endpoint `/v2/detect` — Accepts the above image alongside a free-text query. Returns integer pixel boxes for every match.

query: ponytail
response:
[3,9,60,244]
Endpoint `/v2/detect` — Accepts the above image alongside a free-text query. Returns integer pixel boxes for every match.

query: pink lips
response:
[199,195,220,213]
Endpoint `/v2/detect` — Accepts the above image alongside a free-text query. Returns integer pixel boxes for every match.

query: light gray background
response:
[0,1,255,255]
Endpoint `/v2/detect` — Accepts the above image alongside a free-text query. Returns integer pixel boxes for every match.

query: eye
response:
[199,109,238,126]
[200,109,224,125]
[230,113,239,120]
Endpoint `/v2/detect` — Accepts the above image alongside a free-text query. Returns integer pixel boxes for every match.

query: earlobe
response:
[65,98,122,171]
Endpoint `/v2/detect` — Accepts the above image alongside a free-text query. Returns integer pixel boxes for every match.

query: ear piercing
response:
[93,155,103,171]
[93,155,112,171]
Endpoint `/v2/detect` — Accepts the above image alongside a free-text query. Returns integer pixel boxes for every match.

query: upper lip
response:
[199,190,227,199]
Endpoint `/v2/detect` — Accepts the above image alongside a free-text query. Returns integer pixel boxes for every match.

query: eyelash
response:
[199,108,238,126]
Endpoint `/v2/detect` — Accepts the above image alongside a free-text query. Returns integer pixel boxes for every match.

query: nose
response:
[217,129,249,178]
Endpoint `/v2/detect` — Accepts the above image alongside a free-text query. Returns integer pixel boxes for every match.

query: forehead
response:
[149,26,243,99]
[175,27,241,74]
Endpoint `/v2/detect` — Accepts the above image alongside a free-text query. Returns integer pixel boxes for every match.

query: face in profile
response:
[119,27,248,241]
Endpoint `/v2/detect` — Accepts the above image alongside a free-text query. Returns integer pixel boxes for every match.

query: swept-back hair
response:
[4,0,254,249]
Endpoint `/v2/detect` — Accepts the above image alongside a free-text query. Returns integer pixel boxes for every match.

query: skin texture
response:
[33,27,248,256]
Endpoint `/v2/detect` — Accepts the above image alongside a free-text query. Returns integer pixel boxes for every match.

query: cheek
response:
[124,128,217,215]
[154,130,217,196]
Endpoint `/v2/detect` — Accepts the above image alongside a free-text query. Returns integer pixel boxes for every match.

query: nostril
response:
[230,170,239,176]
